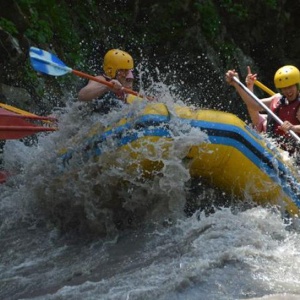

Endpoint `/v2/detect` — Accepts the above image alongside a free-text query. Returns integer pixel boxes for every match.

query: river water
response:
[1,97,300,300]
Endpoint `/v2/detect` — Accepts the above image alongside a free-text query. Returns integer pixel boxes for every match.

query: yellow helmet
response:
[274,65,300,89]
[103,49,134,78]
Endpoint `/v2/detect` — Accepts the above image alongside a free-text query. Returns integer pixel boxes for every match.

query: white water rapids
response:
[1,95,300,300]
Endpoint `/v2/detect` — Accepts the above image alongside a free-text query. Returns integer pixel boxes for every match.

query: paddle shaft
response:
[0,126,56,139]
[254,80,276,96]
[0,103,56,122]
[72,70,153,100]
[30,47,154,101]
[233,76,300,143]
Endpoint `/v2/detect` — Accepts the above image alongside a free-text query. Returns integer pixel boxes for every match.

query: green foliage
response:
[12,0,88,99]
[265,0,278,9]
[218,42,237,67]
[18,0,81,53]
[18,0,54,43]
[219,0,249,19]
[134,1,194,47]
[0,18,18,35]
[0,0,293,109]
[22,60,46,97]
[26,20,53,44]
[194,1,220,40]
[21,1,92,76]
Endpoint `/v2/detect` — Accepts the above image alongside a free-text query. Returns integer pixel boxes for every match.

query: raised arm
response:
[225,68,274,112]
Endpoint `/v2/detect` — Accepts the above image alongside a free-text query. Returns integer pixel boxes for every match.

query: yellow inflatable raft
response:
[60,102,300,216]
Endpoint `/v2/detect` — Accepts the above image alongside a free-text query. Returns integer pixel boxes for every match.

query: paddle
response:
[29,47,150,100]
[0,102,56,123]
[0,170,10,184]
[0,104,57,122]
[0,125,56,140]
[233,76,300,143]
[0,108,57,139]
[254,80,276,96]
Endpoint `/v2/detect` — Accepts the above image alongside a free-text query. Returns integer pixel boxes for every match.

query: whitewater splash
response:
[1,202,300,299]
[0,93,221,236]
[1,86,300,299]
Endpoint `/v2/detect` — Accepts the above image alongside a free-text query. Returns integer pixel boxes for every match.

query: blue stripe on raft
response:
[208,134,300,206]
[60,115,300,208]
[186,119,300,207]
[134,114,170,126]
[107,117,300,208]
[62,125,172,164]
[82,114,169,152]
[117,127,172,146]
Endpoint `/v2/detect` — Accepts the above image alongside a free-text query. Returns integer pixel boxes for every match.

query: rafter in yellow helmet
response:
[103,49,134,78]
[274,65,300,89]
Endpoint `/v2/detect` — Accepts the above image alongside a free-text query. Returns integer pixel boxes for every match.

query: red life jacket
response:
[268,95,300,137]
[266,94,300,155]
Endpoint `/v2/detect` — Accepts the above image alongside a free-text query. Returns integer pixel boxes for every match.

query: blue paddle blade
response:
[29,47,72,76]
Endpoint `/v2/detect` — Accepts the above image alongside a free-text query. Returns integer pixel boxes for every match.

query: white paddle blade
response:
[29,47,72,76]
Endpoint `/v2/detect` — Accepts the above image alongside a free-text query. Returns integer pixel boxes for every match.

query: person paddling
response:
[78,49,135,113]
[237,66,268,133]
[226,65,300,154]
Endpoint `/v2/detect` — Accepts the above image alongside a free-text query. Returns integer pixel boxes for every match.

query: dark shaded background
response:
[0,0,299,120]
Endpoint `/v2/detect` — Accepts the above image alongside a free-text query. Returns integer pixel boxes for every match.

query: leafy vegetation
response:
[0,0,297,115]
[194,1,220,40]
[219,0,249,19]
[0,18,18,35]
